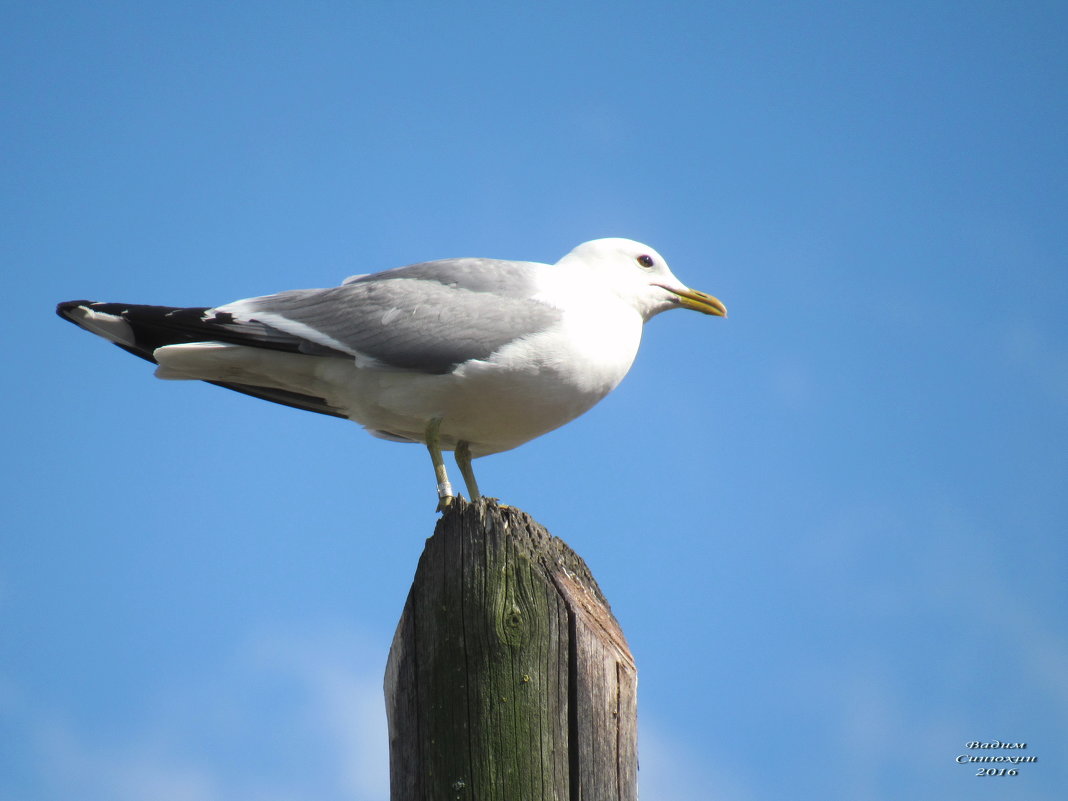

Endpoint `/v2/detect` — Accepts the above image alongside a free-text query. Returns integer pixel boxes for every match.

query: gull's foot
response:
[436,495,456,513]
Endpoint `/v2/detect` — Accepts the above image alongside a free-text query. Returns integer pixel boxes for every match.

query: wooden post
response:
[384,498,637,801]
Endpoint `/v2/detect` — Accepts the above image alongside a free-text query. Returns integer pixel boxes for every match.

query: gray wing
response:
[217,258,561,374]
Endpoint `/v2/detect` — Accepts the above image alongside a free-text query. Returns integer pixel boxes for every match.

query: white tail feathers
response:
[154,343,325,394]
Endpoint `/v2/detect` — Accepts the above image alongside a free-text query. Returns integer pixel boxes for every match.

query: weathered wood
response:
[384,498,637,801]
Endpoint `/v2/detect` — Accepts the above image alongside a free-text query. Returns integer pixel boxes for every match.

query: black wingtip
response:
[56,300,94,321]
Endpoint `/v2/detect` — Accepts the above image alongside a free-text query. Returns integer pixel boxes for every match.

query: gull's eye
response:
[636,254,655,269]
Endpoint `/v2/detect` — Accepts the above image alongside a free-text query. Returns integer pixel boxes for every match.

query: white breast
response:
[321,293,645,456]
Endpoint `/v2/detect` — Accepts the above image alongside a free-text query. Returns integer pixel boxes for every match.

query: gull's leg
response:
[425,417,454,510]
[455,441,481,501]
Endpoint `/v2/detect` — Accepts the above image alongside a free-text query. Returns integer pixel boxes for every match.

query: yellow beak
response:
[667,286,727,317]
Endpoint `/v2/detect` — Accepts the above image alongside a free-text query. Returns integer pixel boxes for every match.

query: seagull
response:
[57,238,726,507]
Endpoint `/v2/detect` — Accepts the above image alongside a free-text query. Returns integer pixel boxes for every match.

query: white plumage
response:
[58,238,726,505]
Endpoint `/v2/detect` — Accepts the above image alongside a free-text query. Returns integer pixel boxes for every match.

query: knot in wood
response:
[496,598,529,647]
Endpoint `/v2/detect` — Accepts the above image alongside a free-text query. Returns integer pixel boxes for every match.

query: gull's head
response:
[559,238,727,321]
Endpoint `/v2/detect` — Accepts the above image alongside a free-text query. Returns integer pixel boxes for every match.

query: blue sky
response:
[3,2,1067,799]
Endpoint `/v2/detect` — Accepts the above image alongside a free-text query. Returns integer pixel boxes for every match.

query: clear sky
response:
[3,2,1067,799]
